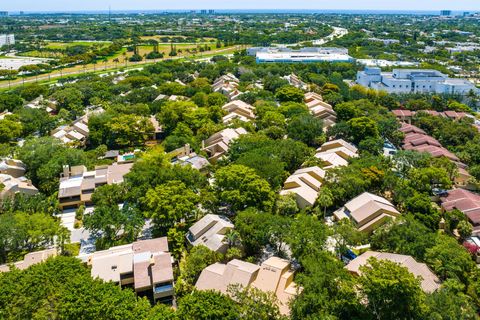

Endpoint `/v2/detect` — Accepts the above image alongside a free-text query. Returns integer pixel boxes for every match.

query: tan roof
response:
[187,214,234,253]
[334,192,400,232]
[281,166,325,208]
[346,251,441,293]
[317,139,358,154]
[0,248,57,272]
[196,257,298,315]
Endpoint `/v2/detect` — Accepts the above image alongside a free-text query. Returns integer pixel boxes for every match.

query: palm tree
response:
[316,187,333,219]
[223,230,241,249]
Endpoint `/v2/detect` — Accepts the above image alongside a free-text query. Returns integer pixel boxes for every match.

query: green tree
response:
[346,116,379,144]
[275,85,304,103]
[214,164,275,213]
[143,180,200,231]
[358,258,427,319]
[287,114,325,147]
[228,284,286,320]
[177,290,239,320]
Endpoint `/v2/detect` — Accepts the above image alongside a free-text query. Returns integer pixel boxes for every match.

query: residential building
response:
[51,108,103,145]
[392,109,469,123]
[314,139,358,169]
[0,158,38,199]
[0,34,14,47]
[0,110,12,120]
[399,123,471,185]
[283,73,308,91]
[88,238,174,304]
[0,248,57,272]
[333,192,400,232]
[367,38,400,45]
[201,127,247,163]
[304,92,337,127]
[440,189,480,236]
[346,251,441,293]
[196,257,299,315]
[248,47,353,63]
[280,166,326,208]
[0,158,27,178]
[169,144,209,171]
[213,74,243,101]
[58,163,133,210]
[221,100,256,124]
[186,214,234,253]
[357,67,480,95]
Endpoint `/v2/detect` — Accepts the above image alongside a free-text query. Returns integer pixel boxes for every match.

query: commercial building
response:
[357,67,480,95]
[88,238,174,304]
[0,248,57,272]
[58,163,133,210]
[0,158,38,199]
[221,100,256,124]
[201,127,247,163]
[0,34,14,47]
[346,251,441,293]
[196,257,299,315]
[186,214,234,253]
[280,166,326,208]
[304,92,337,128]
[440,189,480,236]
[314,139,358,169]
[334,192,400,233]
[252,47,354,64]
[0,12,8,17]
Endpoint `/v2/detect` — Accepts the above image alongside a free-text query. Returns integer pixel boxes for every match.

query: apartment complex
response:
[357,67,480,95]
[186,214,234,253]
[314,139,358,169]
[196,257,298,315]
[58,163,133,210]
[334,192,400,232]
[304,92,337,128]
[51,108,104,145]
[283,73,308,91]
[170,144,209,171]
[248,47,354,63]
[392,109,469,123]
[399,123,470,185]
[280,166,326,208]
[346,251,441,293]
[440,189,480,236]
[0,248,57,272]
[201,127,247,163]
[0,34,15,47]
[0,158,38,199]
[221,100,256,124]
[88,238,174,304]
[213,74,243,101]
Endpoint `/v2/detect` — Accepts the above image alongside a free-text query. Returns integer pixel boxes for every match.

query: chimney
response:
[185,144,191,156]
[201,140,205,149]
[62,165,70,178]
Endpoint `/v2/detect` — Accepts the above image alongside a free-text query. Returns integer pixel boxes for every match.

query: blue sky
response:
[3,0,480,12]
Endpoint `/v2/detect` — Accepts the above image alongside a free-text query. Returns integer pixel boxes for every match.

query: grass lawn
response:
[44,41,111,50]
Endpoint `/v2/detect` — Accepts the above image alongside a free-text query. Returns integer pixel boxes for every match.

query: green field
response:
[44,41,111,50]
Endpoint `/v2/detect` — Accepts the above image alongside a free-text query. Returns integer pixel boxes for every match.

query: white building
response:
[249,47,354,63]
[0,34,15,47]
[357,67,480,95]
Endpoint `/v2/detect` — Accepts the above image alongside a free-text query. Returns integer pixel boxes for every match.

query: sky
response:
[2,0,480,12]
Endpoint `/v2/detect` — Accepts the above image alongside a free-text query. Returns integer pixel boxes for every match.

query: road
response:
[0,45,243,89]
[273,26,349,48]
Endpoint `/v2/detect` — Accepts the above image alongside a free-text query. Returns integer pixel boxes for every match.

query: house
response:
[280,166,326,208]
[201,127,247,163]
[283,73,308,90]
[51,108,103,145]
[221,100,256,124]
[213,74,244,101]
[0,248,57,272]
[195,256,299,315]
[440,189,480,236]
[88,237,174,304]
[314,139,358,169]
[186,214,234,253]
[169,144,209,171]
[392,109,469,123]
[399,123,470,185]
[0,159,38,199]
[58,163,133,210]
[333,192,400,232]
[304,92,337,127]
[346,251,441,293]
